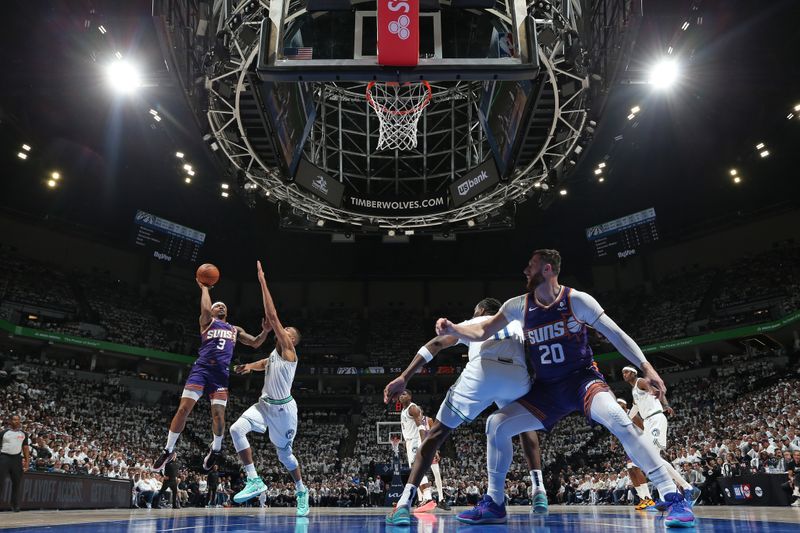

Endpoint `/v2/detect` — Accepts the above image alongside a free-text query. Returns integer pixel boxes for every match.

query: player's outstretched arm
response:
[592,314,666,400]
[234,358,270,374]
[435,312,509,342]
[384,335,458,404]
[237,319,272,348]
[256,260,297,362]
[198,279,213,329]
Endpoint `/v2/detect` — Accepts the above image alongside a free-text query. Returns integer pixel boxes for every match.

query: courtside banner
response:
[377,0,419,66]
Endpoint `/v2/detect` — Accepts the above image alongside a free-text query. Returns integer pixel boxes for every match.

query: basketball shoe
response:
[233,477,267,504]
[203,446,222,471]
[532,489,549,513]
[413,499,436,513]
[664,492,695,528]
[386,504,412,526]
[296,489,310,517]
[152,449,176,472]
[635,496,655,510]
[456,495,507,525]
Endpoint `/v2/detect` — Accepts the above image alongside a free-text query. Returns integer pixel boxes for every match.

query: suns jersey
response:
[260,348,297,401]
[456,316,526,367]
[500,287,604,383]
[198,318,237,368]
[632,378,662,419]
[400,402,423,444]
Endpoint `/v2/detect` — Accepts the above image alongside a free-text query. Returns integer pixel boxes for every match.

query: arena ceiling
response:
[0,0,798,277]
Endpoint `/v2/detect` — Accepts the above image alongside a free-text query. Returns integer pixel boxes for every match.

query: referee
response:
[1,414,30,512]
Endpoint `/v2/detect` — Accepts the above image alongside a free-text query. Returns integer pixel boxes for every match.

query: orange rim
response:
[366,80,433,116]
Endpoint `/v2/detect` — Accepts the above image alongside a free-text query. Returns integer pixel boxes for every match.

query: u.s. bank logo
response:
[312,175,329,195]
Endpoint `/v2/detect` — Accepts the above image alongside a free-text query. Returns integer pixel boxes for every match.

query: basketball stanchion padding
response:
[366,80,432,151]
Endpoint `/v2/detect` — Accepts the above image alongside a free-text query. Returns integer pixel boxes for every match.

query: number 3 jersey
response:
[499,286,604,383]
[198,318,238,370]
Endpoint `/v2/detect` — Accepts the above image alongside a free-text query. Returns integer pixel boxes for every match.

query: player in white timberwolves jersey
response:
[398,391,436,512]
[622,366,697,506]
[229,261,308,516]
[385,298,546,526]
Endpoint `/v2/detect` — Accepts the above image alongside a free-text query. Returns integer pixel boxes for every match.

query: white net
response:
[366,81,432,151]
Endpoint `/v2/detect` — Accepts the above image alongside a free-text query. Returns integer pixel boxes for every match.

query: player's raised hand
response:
[384,376,406,404]
[641,362,667,401]
[435,318,454,336]
[256,260,265,280]
[233,363,251,375]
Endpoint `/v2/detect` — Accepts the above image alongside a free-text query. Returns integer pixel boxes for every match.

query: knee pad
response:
[277,444,299,472]
[229,418,252,452]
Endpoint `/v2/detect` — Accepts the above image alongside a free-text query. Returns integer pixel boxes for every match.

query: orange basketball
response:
[196,263,220,287]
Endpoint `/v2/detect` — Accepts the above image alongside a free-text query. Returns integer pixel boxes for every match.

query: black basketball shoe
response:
[203,447,222,471]
[437,499,451,511]
[153,449,176,471]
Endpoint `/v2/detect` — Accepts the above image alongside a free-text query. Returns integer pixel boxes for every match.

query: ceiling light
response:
[759,150,769,158]
[598,177,605,183]
[404,230,415,236]
[47,179,57,188]
[51,172,60,180]
[184,177,192,184]
[598,162,606,168]
[114,51,123,60]
[681,21,690,31]
[221,191,229,198]
[149,109,158,116]
[756,142,765,150]
[467,219,476,227]
[187,170,195,176]
[316,219,325,227]
[98,25,107,34]
[533,182,542,188]
[630,106,640,114]
[559,189,567,196]
[667,46,673,55]
[794,104,800,112]
[648,59,680,90]
[106,60,141,93]
[175,152,184,158]
[733,176,741,184]
[221,183,229,189]
[183,164,192,171]
[22,144,31,152]
[153,115,161,122]
[388,229,396,236]
[594,168,602,175]
[788,113,795,120]
[17,152,28,160]
[729,169,737,176]
[627,113,636,120]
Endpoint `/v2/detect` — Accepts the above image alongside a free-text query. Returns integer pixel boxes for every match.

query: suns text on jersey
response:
[525,321,566,345]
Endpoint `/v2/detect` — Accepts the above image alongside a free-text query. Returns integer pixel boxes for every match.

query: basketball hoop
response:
[366,81,432,151]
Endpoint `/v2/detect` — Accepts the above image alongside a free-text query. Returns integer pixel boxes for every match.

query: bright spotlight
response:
[729,169,737,176]
[559,189,567,196]
[17,152,28,160]
[627,113,636,120]
[184,177,192,184]
[221,191,229,198]
[733,176,741,184]
[598,162,606,169]
[221,183,229,190]
[106,60,141,93]
[630,106,641,114]
[467,219,476,227]
[183,164,193,171]
[22,144,31,152]
[47,179,57,188]
[316,219,325,227]
[187,169,195,176]
[759,150,770,158]
[598,177,605,183]
[388,229,396,236]
[175,152,184,159]
[51,172,60,180]
[648,59,679,90]
[756,142,765,150]
[794,104,800,112]
[594,168,603,175]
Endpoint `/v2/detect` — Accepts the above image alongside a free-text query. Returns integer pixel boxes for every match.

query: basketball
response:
[196,263,220,287]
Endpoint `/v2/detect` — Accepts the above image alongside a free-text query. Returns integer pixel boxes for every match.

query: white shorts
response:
[436,359,531,429]
[239,398,298,449]
[405,439,429,485]
[643,412,668,450]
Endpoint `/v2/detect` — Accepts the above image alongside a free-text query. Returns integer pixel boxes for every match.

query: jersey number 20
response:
[539,343,565,364]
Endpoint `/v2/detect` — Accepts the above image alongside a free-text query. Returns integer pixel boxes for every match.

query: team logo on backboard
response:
[388,14,411,40]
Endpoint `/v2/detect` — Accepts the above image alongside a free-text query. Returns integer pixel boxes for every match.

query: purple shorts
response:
[184,363,229,402]
[516,366,610,431]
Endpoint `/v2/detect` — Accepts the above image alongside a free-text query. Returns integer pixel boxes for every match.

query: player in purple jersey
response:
[436,249,695,528]
[152,278,270,472]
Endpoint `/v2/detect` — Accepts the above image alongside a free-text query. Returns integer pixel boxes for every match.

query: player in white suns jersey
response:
[385,298,547,526]
[228,261,309,517]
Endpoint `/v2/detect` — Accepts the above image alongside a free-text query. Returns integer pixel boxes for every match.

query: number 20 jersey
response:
[197,318,237,369]
[499,286,604,383]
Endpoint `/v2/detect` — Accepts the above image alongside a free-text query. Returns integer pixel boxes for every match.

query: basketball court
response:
[2,506,799,532]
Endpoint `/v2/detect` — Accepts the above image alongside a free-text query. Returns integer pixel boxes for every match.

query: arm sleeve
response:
[592,313,648,368]
[569,290,605,325]
[499,295,526,322]
[628,404,639,419]
[454,317,481,346]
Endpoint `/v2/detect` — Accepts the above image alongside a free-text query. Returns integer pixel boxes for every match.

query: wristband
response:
[418,346,434,362]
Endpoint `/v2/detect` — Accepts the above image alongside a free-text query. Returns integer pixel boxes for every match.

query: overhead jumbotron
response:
[154,0,636,234]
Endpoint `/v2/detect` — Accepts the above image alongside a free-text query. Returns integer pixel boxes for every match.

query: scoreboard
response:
[585,208,659,260]
[133,210,205,263]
